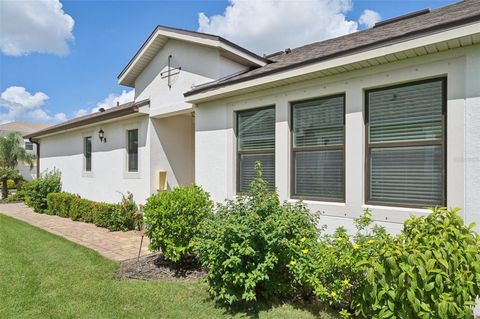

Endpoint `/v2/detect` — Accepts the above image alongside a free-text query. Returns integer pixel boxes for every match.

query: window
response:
[24,140,33,151]
[365,78,446,207]
[237,106,275,192]
[127,129,139,172]
[83,136,92,172]
[292,95,345,200]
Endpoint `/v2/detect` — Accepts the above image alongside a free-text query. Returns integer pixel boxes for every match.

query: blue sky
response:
[0,0,457,124]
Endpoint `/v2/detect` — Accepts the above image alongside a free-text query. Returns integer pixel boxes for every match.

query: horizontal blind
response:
[293,96,344,147]
[237,106,275,193]
[292,95,344,200]
[294,150,344,199]
[238,107,275,151]
[368,80,443,143]
[369,146,442,205]
[127,129,138,172]
[239,154,275,192]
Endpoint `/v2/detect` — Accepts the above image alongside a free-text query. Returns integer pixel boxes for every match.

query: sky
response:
[0,0,458,124]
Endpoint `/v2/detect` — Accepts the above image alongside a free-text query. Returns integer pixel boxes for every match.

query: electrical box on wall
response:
[158,170,167,192]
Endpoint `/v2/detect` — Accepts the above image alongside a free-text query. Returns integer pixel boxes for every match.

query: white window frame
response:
[82,131,94,177]
[123,122,141,179]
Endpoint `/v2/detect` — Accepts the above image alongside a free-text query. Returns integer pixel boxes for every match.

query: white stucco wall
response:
[149,114,195,192]
[39,114,151,204]
[196,45,480,233]
[135,38,248,117]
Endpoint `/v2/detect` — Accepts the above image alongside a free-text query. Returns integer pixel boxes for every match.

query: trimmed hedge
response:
[46,192,136,231]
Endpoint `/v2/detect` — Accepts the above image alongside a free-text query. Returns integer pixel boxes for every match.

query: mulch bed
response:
[116,253,206,281]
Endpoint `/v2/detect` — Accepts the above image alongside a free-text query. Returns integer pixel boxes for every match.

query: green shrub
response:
[46,191,136,232]
[46,192,77,217]
[7,179,15,189]
[106,192,137,231]
[144,185,213,262]
[290,211,388,318]
[194,163,319,304]
[24,169,61,213]
[353,207,480,319]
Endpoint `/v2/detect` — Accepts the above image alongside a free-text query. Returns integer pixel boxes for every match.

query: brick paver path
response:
[0,203,150,261]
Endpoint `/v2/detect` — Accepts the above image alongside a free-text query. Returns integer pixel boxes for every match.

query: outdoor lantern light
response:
[98,129,106,143]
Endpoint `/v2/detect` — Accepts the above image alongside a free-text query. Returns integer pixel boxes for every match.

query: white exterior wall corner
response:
[39,115,151,204]
[465,45,480,232]
[195,45,480,234]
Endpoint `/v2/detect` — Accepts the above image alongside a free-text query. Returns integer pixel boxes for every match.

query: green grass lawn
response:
[0,214,338,319]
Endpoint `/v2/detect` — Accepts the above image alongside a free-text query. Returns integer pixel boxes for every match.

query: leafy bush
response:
[353,207,480,319]
[106,192,137,231]
[144,185,213,262]
[7,179,15,189]
[24,169,61,213]
[290,211,388,318]
[194,163,319,304]
[46,192,136,231]
[46,192,77,217]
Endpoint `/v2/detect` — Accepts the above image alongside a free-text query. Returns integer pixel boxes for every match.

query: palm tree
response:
[0,132,35,199]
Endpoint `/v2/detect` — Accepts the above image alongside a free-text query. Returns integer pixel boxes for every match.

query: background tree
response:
[0,132,35,199]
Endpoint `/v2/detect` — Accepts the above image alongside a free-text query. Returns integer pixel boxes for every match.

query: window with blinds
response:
[366,78,446,207]
[292,95,345,200]
[84,136,92,172]
[127,129,139,172]
[237,106,275,192]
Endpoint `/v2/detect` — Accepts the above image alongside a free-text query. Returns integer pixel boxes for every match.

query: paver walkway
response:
[0,202,150,261]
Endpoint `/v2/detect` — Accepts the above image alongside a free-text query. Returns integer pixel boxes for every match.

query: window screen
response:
[237,107,275,192]
[366,78,445,206]
[292,95,345,200]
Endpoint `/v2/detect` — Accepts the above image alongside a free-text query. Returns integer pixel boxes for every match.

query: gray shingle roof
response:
[0,121,51,134]
[185,0,480,96]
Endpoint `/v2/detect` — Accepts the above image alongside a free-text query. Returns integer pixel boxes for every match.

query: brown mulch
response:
[116,253,206,281]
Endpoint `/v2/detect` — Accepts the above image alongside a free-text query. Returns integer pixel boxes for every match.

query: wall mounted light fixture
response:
[98,129,106,143]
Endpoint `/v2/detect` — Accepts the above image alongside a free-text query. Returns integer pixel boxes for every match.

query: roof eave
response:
[185,20,480,103]
[24,102,146,140]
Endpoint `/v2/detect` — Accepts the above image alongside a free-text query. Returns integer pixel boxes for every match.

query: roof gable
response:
[118,25,268,87]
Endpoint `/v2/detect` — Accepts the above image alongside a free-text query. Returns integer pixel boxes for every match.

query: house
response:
[26,0,480,233]
[0,121,51,180]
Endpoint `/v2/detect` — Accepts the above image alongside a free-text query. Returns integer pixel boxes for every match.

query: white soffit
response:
[185,22,480,104]
[118,28,267,88]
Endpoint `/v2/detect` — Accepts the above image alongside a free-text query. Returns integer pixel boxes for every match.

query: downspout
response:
[29,138,40,179]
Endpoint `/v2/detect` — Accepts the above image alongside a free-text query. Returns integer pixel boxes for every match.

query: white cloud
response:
[94,89,135,112]
[198,0,364,55]
[0,0,74,56]
[359,9,381,28]
[73,89,135,118]
[74,108,88,118]
[0,86,65,123]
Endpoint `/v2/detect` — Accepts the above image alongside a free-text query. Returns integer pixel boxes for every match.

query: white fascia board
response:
[185,22,480,103]
[149,102,194,118]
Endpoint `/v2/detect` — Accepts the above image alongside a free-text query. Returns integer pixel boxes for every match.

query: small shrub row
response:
[46,192,138,231]
[143,162,480,319]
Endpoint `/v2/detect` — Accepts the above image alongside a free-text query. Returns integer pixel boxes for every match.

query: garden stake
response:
[138,233,144,262]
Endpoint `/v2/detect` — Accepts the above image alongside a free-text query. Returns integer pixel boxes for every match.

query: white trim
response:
[186,22,480,103]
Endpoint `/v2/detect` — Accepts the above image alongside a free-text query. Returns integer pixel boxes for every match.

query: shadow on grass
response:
[206,294,341,319]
